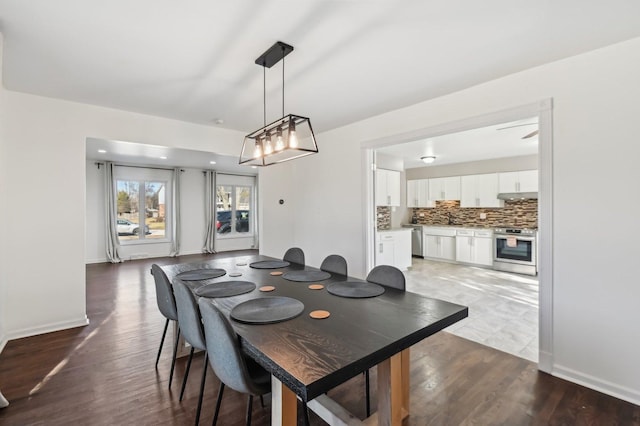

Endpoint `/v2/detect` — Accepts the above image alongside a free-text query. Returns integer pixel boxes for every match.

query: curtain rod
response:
[94,162,184,172]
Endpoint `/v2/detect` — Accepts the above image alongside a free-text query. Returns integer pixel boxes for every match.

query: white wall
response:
[0,31,246,340]
[261,37,640,404]
[86,164,208,263]
[0,37,7,351]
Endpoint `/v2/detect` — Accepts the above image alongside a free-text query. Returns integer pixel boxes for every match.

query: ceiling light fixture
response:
[98,149,107,154]
[421,156,436,164]
[209,160,217,165]
[240,41,318,167]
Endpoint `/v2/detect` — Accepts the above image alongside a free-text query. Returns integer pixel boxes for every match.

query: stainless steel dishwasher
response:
[402,224,423,257]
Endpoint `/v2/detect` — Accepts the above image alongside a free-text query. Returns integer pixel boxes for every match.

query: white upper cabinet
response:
[498,170,538,193]
[407,179,432,208]
[428,176,461,201]
[460,173,503,208]
[376,169,401,206]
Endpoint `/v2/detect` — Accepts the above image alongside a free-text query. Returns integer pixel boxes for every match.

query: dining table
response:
[160,254,468,426]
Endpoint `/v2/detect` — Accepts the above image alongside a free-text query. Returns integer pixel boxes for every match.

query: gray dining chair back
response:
[151,264,181,389]
[173,280,206,351]
[151,264,178,321]
[366,265,406,290]
[173,280,210,426]
[283,247,305,265]
[320,254,348,276]
[198,299,271,396]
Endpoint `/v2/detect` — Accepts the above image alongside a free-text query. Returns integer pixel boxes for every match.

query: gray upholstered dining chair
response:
[320,254,348,276]
[363,264,406,416]
[198,299,284,426]
[173,280,209,426]
[151,264,181,389]
[283,247,305,265]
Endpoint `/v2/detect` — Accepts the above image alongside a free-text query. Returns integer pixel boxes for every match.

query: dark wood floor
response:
[1,251,638,425]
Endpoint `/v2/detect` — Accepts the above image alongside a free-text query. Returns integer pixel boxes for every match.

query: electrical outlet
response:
[479,213,487,219]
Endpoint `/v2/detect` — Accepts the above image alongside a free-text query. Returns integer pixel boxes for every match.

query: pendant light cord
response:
[263,62,266,127]
[282,46,285,117]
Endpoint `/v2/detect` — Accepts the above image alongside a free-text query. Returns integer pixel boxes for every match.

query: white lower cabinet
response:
[455,229,494,266]
[375,229,412,271]
[423,227,457,261]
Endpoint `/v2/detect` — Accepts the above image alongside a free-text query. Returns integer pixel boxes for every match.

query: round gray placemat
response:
[327,282,386,298]
[282,270,332,282]
[194,281,256,298]
[230,296,305,324]
[249,260,291,269]
[176,268,226,281]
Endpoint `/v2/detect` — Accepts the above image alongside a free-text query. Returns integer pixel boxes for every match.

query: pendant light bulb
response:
[288,120,298,148]
[253,139,263,159]
[275,127,284,151]
[264,133,273,155]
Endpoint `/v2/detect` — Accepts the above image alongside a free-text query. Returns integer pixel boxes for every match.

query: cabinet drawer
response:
[423,228,457,237]
[474,230,493,238]
[456,229,474,237]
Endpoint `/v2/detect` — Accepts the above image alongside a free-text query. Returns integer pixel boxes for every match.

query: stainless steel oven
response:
[493,227,537,275]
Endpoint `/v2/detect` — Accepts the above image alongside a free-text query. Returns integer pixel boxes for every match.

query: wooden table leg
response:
[376,352,402,426]
[401,348,410,416]
[271,376,297,426]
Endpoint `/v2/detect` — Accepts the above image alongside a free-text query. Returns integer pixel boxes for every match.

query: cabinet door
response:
[518,170,538,192]
[376,238,395,266]
[455,235,472,262]
[498,171,519,193]
[443,176,461,200]
[406,180,418,208]
[417,179,432,207]
[375,169,389,206]
[477,173,502,207]
[424,235,439,258]
[473,237,494,266]
[441,236,456,260]
[428,178,444,201]
[387,170,401,206]
[460,175,478,207]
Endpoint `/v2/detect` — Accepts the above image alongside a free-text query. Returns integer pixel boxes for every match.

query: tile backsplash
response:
[377,206,392,230]
[411,199,538,228]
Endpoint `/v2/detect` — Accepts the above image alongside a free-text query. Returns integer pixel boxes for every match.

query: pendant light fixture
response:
[240,41,318,166]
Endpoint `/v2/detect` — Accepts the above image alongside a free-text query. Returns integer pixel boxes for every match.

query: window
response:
[216,184,252,236]
[114,167,172,244]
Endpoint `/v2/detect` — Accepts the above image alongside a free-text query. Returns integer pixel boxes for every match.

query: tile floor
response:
[405,257,539,362]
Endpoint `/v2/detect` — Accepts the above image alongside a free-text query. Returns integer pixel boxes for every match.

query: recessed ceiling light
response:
[251,166,258,169]
[213,118,224,125]
[160,156,167,160]
[98,149,107,154]
[209,160,217,165]
[421,156,436,164]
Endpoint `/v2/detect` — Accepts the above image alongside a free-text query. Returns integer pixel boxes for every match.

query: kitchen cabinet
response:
[498,170,538,193]
[375,229,411,271]
[455,229,494,266]
[376,168,401,206]
[428,176,461,201]
[406,179,432,208]
[460,173,503,208]
[423,227,456,261]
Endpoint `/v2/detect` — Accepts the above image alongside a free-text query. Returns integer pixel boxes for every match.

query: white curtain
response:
[169,167,181,257]
[104,162,122,263]
[202,170,216,253]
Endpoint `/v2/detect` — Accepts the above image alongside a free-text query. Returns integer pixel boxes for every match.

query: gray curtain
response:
[169,167,181,257]
[104,162,122,263]
[202,171,216,253]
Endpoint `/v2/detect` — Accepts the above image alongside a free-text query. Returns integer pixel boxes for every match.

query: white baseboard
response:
[553,364,640,406]
[538,350,553,373]
[85,257,108,264]
[7,316,90,341]
[0,334,7,354]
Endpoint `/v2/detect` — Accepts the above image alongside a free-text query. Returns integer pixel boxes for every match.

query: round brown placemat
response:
[270,271,284,276]
[259,286,275,292]
[308,284,324,290]
[310,310,330,319]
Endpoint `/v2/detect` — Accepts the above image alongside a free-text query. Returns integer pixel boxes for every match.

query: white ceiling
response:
[1,0,640,135]
[377,118,539,169]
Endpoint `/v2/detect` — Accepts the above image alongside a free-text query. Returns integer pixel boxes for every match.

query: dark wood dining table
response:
[161,254,468,426]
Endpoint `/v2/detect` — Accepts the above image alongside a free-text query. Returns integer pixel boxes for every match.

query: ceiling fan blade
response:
[522,130,539,139]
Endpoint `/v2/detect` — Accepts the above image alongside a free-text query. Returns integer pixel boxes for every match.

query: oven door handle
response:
[495,235,535,242]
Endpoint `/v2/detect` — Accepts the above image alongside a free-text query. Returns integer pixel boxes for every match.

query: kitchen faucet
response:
[447,212,455,225]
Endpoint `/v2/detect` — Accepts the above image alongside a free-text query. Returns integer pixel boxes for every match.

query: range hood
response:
[497,192,538,200]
